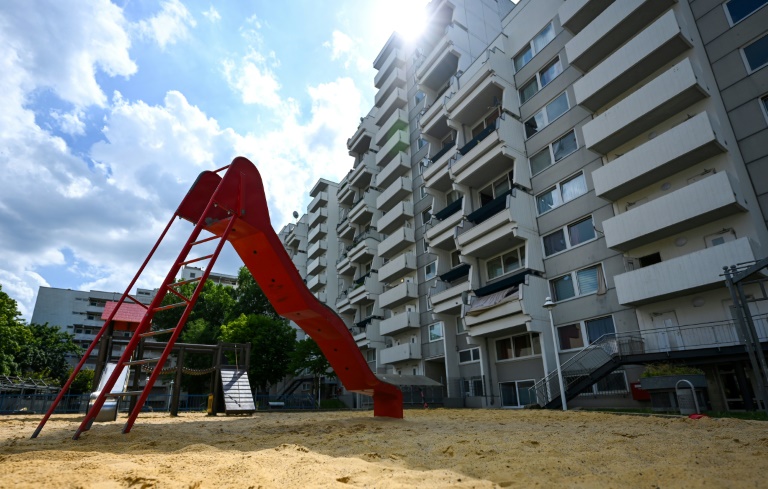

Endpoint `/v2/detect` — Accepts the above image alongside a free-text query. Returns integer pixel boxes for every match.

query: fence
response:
[0,393,212,415]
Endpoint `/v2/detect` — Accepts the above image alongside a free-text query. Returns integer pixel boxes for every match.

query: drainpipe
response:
[485,337,494,406]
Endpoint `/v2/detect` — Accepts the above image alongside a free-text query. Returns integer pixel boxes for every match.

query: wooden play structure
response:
[32,157,402,440]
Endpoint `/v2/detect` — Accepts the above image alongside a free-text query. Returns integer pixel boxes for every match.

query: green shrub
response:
[641,363,704,378]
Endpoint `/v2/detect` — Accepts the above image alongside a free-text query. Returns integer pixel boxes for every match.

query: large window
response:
[462,378,484,397]
[558,315,615,351]
[742,33,768,72]
[458,347,480,364]
[424,260,437,280]
[550,264,604,302]
[529,130,578,175]
[500,380,535,407]
[428,322,444,342]
[479,172,512,206]
[495,333,541,361]
[536,172,587,214]
[525,92,570,138]
[519,56,563,105]
[514,22,555,71]
[543,216,596,256]
[725,0,768,24]
[486,246,526,280]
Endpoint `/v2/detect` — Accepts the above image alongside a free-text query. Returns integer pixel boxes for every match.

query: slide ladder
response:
[32,157,402,440]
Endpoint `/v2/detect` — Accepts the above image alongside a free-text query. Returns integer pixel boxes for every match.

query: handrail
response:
[466,189,511,224]
[458,119,497,155]
[430,140,455,163]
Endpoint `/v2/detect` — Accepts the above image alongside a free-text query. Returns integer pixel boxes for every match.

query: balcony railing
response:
[434,197,463,221]
[466,190,512,224]
[430,140,455,163]
[352,228,383,245]
[439,263,470,282]
[458,120,497,156]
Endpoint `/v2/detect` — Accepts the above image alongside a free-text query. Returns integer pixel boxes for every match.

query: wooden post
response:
[170,348,184,417]
[211,342,223,415]
[128,338,144,413]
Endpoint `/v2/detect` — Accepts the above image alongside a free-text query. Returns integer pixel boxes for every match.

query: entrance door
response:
[651,311,682,351]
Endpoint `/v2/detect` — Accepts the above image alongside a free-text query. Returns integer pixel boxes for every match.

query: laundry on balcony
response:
[466,286,520,316]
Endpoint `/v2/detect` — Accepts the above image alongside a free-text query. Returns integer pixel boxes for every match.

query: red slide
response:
[176,157,403,418]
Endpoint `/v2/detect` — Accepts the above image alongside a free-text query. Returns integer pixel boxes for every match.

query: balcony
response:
[464,275,549,337]
[337,217,354,240]
[336,252,355,276]
[337,176,355,205]
[375,108,408,147]
[573,10,692,112]
[307,239,327,259]
[559,0,616,35]
[423,142,456,192]
[451,116,525,188]
[307,191,328,213]
[374,48,405,89]
[380,342,421,365]
[348,278,382,305]
[582,58,709,155]
[307,256,327,275]
[375,152,410,189]
[347,115,376,156]
[374,67,407,109]
[307,273,327,292]
[375,87,408,127]
[314,292,327,304]
[348,237,379,264]
[378,252,417,284]
[457,192,535,259]
[593,112,726,201]
[375,130,409,168]
[420,93,449,136]
[348,153,377,190]
[378,201,414,235]
[376,177,412,212]
[378,226,415,259]
[415,24,462,91]
[446,47,517,123]
[567,0,675,73]
[308,207,328,227]
[603,172,746,252]
[615,238,759,306]
[380,311,420,336]
[307,223,328,244]
[380,281,418,309]
[429,279,470,314]
[335,294,355,316]
[348,190,379,225]
[425,199,464,250]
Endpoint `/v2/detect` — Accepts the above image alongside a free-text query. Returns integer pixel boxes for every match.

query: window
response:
[500,380,535,407]
[513,22,555,71]
[456,316,466,334]
[550,264,604,302]
[558,316,615,352]
[485,246,525,280]
[495,333,541,361]
[761,94,768,121]
[479,172,512,206]
[639,252,662,268]
[518,57,563,105]
[558,324,584,350]
[705,229,737,247]
[458,347,481,363]
[422,208,432,226]
[462,378,485,397]
[530,130,578,175]
[543,216,596,256]
[428,322,444,342]
[585,316,615,343]
[424,260,437,280]
[471,110,500,138]
[364,303,374,317]
[419,185,427,199]
[525,92,569,138]
[536,172,587,214]
[451,250,461,268]
[415,90,425,105]
[366,349,376,363]
[417,137,428,150]
[724,0,768,25]
[742,33,768,72]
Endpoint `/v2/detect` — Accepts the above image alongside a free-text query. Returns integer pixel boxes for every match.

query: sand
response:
[1,409,767,488]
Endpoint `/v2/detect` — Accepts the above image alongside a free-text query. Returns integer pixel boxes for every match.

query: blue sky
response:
[0,0,428,319]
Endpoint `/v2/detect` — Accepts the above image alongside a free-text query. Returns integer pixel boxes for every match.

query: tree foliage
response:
[289,338,335,379]
[0,285,32,376]
[69,368,95,394]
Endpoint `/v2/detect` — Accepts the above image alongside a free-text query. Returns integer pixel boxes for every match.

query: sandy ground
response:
[1,409,767,488]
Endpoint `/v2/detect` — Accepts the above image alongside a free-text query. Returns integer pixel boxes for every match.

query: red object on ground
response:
[688,414,709,420]
[630,382,651,401]
[176,157,403,418]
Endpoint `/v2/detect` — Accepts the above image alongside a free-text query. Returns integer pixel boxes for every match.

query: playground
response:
[3,409,767,488]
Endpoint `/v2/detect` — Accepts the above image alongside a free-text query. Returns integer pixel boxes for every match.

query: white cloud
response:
[202,6,221,23]
[50,109,86,136]
[222,51,284,109]
[323,30,369,72]
[135,0,197,49]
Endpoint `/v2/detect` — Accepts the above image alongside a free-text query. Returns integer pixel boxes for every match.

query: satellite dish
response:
[292,211,299,219]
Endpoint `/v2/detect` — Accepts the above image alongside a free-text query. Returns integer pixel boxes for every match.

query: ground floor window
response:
[462,377,484,397]
[499,380,535,407]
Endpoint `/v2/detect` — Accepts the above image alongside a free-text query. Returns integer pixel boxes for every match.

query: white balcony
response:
[457,192,536,259]
[336,254,355,276]
[349,152,378,189]
[415,24,462,91]
[375,152,410,189]
[378,252,417,284]
[374,48,406,88]
[450,116,526,188]
[307,256,327,275]
[559,0,617,35]
[425,202,464,250]
[446,47,517,122]
[380,342,422,365]
[307,274,327,292]
[337,217,354,240]
[378,201,414,235]
[603,172,747,252]
[307,223,328,244]
[378,226,415,259]
[430,280,470,314]
[307,191,328,213]
[374,67,407,109]
[347,115,376,156]
[615,238,760,306]
[582,58,709,155]
[375,108,409,147]
[375,87,408,127]
[308,207,328,227]
[423,143,456,192]
[376,177,412,212]
[380,311,420,337]
[573,10,691,112]
[307,240,327,259]
[349,279,382,305]
[420,94,449,136]
[348,191,379,225]
[314,292,327,304]
[335,295,355,316]
[566,0,676,73]
[348,237,379,264]
[593,112,726,201]
[464,275,550,338]
[337,176,355,205]
[380,281,418,309]
[375,130,409,168]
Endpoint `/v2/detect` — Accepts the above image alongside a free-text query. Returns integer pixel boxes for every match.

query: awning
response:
[465,286,519,316]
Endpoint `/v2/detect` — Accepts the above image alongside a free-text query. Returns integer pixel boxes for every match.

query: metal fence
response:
[0,393,212,415]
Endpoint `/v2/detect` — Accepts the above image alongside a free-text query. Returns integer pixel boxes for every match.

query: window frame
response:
[479,171,513,206]
[760,94,768,123]
[557,315,616,352]
[458,347,481,364]
[428,322,444,342]
[499,379,536,408]
[524,91,571,139]
[535,171,587,215]
[542,215,597,257]
[495,333,542,362]
[518,56,563,106]
[513,22,556,72]
[422,207,432,226]
[485,245,526,281]
[456,315,467,334]
[424,260,438,280]
[740,33,768,73]
[549,263,605,303]
[724,0,768,26]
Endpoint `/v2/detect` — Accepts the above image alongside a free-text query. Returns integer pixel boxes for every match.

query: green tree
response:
[228,267,279,320]
[0,285,32,376]
[69,368,95,394]
[289,337,335,379]
[18,323,81,384]
[220,314,296,393]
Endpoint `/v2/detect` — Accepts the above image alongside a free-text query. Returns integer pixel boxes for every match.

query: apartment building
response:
[281,0,768,412]
[180,266,238,287]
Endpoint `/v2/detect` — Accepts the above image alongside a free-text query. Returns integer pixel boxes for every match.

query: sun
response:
[372,0,430,43]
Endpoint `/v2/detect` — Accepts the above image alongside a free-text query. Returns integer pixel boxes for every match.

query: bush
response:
[319,399,347,409]
[641,363,704,378]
